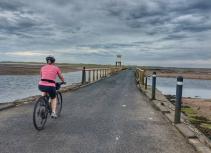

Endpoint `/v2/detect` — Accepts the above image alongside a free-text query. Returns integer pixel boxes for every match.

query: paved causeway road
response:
[0,70,196,153]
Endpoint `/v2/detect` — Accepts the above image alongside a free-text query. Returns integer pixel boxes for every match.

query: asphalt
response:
[0,70,196,153]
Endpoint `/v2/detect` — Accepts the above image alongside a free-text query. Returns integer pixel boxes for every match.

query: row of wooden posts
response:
[82,67,122,84]
[135,68,145,86]
[135,68,184,124]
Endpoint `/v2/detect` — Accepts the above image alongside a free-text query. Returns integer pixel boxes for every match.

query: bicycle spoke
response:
[56,92,62,116]
[33,96,48,130]
[37,108,40,116]
[40,119,44,125]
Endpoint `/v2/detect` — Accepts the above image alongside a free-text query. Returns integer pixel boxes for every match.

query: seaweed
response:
[182,106,211,139]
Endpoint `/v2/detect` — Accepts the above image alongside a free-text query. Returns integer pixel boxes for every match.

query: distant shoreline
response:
[0,62,111,75]
[144,67,211,80]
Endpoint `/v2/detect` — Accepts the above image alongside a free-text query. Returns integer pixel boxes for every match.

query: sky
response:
[0,0,211,67]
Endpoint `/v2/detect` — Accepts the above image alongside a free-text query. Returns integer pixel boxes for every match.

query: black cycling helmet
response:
[46,55,55,64]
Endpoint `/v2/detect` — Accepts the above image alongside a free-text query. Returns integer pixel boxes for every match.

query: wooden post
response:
[141,70,145,85]
[82,67,86,84]
[135,70,138,82]
[93,70,95,81]
[139,71,141,84]
[100,69,102,79]
[145,76,147,90]
[88,70,91,83]
[96,69,99,80]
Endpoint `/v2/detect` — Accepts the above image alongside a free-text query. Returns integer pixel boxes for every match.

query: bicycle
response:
[33,82,66,130]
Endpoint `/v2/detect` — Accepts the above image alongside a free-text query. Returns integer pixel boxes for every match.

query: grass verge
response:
[182,106,211,139]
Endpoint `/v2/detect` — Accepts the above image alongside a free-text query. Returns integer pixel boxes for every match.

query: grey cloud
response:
[80,43,139,50]
[175,24,211,33]
[175,0,211,13]
[104,0,211,34]
[0,0,23,11]
[124,50,211,66]
[0,0,210,67]
[162,34,188,40]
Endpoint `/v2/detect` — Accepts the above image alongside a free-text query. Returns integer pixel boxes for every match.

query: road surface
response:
[0,70,196,153]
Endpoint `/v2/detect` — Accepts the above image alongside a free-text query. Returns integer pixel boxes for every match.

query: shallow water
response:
[152,77,211,99]
[1,73,211,103]
[0,71,82,103]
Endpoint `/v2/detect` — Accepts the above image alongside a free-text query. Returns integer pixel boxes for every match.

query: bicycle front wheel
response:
[33,96,48,130]
[56,91,63,117]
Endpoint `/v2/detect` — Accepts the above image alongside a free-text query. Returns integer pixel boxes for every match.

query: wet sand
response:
[182,98,211,120]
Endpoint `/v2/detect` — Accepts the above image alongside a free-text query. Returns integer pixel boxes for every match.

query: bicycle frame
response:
[33,82,65,130]
[44,96,52,114]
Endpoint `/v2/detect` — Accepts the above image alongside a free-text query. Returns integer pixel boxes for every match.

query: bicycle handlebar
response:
[55,82,66,90]
[56,82,66,85]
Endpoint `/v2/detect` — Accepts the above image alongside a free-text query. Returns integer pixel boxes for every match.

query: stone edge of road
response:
[0,70,124,112]
[136,82,211,153]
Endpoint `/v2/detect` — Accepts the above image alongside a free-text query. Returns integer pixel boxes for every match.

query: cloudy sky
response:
[0,0,211,67]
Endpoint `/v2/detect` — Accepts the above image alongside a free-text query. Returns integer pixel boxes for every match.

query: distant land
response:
[141,66,211,80]
[1,61,211,79]
[0,62,114,75]
[142,66,211,72]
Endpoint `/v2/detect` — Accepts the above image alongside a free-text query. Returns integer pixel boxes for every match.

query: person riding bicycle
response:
[38,55,65,118]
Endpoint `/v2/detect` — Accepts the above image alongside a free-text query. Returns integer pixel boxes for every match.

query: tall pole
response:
[82,67,86,84]
[88,70,91,83]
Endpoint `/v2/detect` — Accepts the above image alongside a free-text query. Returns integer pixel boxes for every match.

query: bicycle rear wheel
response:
[56,91,63,117]
[33,96,48,130]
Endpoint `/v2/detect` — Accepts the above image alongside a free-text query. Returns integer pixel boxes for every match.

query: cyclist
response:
[38,55,65,118]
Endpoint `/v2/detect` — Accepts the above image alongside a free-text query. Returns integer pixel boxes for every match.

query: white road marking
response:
[122,105,127,107]
[149,117,153,120]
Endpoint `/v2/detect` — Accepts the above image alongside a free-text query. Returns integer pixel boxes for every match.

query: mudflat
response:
[145,67,211,80]
[183,98,211,120]
[0,62,110,75]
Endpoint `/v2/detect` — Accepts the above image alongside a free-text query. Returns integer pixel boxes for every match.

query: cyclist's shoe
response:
[51,112,57,119]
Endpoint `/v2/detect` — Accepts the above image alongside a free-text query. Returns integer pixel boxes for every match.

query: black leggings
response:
[38,85,56,99]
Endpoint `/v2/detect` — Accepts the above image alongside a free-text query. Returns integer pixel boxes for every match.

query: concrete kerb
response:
[136,83,211,153]
[189,139,211,153]
[0,69,124,112]
[0,83,98,111]
[0,84,81,111]
[136,84,171,114]
[0,103,16,111]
